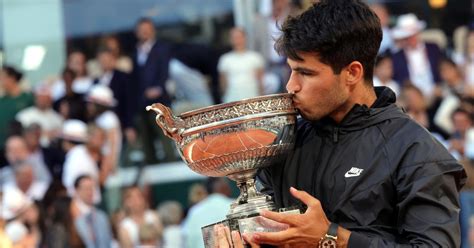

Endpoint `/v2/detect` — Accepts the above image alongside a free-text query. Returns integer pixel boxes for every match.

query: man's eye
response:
[299,71,312,76]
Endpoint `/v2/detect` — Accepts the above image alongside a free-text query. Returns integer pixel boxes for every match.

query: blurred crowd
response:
[1,0,474,247]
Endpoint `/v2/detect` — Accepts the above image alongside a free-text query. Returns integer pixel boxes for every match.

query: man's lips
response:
[292,98,300,108]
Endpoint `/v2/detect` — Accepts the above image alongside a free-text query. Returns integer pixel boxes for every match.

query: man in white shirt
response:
[218,27,265,103]
[0,136,52,186]
[16,85,63,147]
[2,162,48,201]
[391,14,443,99]
[60,120,101,203]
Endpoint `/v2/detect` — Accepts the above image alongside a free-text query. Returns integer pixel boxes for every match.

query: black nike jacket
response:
[257,87,467,247]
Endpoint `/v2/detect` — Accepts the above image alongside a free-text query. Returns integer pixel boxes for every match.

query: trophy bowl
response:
[146,93,298,246]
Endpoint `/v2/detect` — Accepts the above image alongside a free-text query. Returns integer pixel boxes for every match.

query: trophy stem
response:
[236,178,259,204]
[227,171,276,219]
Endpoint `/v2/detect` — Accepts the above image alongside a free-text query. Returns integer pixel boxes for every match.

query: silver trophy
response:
[146,93,298,247]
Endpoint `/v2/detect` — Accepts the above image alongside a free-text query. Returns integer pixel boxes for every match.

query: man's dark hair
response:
[275,0,382,82]
[2,65,23,82]
[451,108,472,122]
[205,177,230,196]
[439,56,458,68]
[96,46,114,57]
[136,17,155,28]
[74,174,92,189]
[375,51,391,67]
[61,67,76,79]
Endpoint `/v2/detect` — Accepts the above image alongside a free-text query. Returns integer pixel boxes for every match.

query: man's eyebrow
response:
[292,67,316,73]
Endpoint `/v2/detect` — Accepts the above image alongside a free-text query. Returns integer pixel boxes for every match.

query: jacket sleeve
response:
[348,159,466,247]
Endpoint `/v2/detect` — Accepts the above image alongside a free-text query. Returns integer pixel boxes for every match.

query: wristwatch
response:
[318,222,338,248]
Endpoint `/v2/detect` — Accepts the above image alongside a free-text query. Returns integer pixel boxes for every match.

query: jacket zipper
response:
[311,134,325,197]
[333,127,339,143]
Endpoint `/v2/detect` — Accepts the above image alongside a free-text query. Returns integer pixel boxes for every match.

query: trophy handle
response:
[146,103,184,143]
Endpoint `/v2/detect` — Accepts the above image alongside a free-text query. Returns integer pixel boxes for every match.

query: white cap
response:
[86,84,117,107]
[0,187,32,221]
[60,119,88,143]
[391,13,426,40]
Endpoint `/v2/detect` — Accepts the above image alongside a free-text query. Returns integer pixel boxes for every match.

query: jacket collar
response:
[312,86,404,134]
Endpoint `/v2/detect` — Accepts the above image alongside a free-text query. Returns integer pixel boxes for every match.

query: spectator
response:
[187,182,208,209]
[87,34,133,78]
[86,84,122,174]
[449,108,474,160]
[132,17,175,164]
[71,175,112,247]
[1,187,40,247]
[94,47,136,145]
[53,67,87,122]
[434,58,467,133]
[118,186,162,248]
[0,135,52,186]
[399,84,449,140]
[182,178,233,248]
[45,196,84,248]
[22,124,65,183]
[138,223,162,248]
[3,162,49,201]
[16,84,63,147]
[465,29,474,86]
[40,181,68,224]
[440,57,467,97]
[0,66,34,151]
[252,0,292,91]
[52,50,93,101]
[61,120,101,203]
[157,200,184,248]
[369,3,394,54]
[373,53,400,96]
[391,13,443,99]
[454,27,474,86]
[218,27,265,103]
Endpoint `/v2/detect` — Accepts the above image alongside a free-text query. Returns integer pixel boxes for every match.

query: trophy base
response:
[201,206,300,248]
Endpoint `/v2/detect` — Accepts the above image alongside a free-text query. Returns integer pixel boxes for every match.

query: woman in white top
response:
[218,27,265,103]
[118,186,163,248]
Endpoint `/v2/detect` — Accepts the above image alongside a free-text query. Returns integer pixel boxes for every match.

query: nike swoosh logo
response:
[344,167,364,178]
[344,172,361,178]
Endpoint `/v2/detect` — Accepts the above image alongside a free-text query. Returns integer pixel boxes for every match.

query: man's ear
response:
[344,61,364,86]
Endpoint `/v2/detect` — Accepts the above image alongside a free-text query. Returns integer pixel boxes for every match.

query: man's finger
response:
[250,230,293,245]
[260,210,297,226]
[289,187,321,210]
[241,233,261,248]
[254,216,290,231]
[215,224,231,248]
[232,231,245,248]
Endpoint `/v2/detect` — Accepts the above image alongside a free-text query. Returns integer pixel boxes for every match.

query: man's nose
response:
[286,73,300,94]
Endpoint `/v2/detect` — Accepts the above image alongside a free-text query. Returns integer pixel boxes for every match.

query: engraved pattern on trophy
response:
[179,96,294,128]
[146,93,298,247]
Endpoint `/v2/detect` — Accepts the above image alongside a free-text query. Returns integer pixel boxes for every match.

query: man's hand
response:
[214,224,260,248]
[246,187,350,247]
